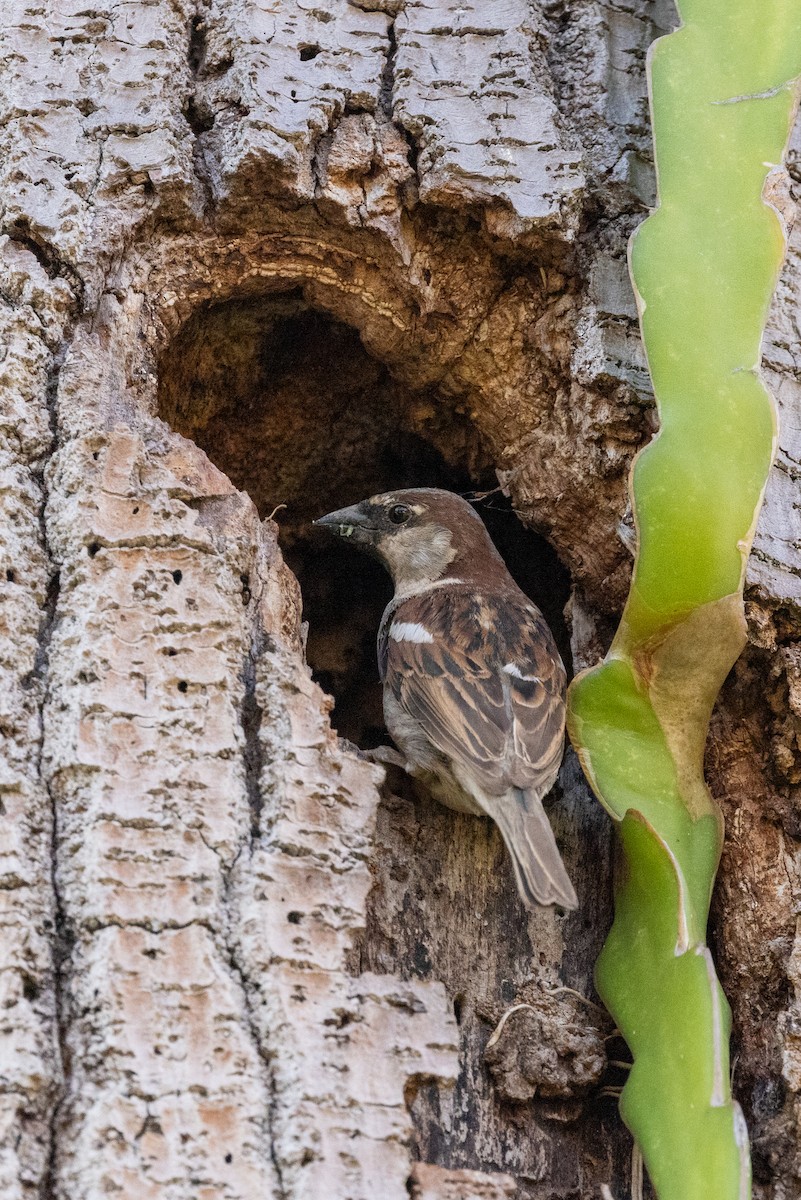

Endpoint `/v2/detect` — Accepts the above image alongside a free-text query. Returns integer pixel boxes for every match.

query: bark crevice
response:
[2,0,799,1194]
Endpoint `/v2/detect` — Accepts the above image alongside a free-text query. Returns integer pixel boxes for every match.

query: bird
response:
[313,487,577,910]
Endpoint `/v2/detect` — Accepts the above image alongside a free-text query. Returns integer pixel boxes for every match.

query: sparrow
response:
[313,488,577,910]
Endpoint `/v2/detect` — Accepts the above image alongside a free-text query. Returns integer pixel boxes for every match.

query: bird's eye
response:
[388,504,411,525]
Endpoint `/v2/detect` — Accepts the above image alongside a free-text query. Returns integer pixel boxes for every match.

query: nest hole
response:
[158,291,571,747]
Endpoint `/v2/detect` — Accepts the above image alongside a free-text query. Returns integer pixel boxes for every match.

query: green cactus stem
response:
[566,3,801,1198]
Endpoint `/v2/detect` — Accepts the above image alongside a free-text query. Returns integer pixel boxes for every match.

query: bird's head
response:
[313,488,504,593]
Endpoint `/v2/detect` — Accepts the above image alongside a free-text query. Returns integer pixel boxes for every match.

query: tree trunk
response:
[1,0,799,1197]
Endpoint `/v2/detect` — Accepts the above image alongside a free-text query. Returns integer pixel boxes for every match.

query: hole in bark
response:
[87,542,100,558]
[177,680,189,693]
[136,1116,164,1139]
[21,973,39,1002]
[185,97,215,135]
[287,911,303,924]
[299,44,321,60]
[158,294,571,748]
[172,570,183,584]
[6,569,15,582]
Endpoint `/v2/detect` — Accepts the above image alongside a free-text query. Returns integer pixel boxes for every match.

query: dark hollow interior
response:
[157,292,572,747]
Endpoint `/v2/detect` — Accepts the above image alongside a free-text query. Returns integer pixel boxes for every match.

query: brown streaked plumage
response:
[314,487,577,910]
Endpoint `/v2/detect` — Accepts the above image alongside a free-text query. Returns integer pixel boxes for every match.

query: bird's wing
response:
[381,587,566,797]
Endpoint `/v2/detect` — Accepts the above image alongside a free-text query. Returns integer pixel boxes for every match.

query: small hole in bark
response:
[172,570,183,584]
[209,56,233,77]
[165,648,177,657]
[6,569,15,582]
[185,97,215,135]
[136,1116,164,1139]
[325,1009,353,1029]
[224,1153,233,1164]
[21,974,39,1002]
[453,995,464,1024]
[132,506,139,514]
[158,294,571,750]
[87,542,100,557]
[177,680,188,693]
[299,44,321,60]
[287,911,303,924]
[92,450,100,460]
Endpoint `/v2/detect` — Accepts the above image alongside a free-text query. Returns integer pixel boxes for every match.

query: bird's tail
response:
[491,787,578,910]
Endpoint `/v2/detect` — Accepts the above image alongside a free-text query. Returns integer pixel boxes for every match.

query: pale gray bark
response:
[0,1,799,1198]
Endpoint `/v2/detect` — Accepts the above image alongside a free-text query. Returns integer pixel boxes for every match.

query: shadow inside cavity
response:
[158,291,571,746]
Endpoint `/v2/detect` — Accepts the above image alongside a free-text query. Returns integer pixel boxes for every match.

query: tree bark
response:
[0,0,799,1197]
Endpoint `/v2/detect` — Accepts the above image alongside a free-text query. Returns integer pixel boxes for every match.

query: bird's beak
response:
[312,504,375,542]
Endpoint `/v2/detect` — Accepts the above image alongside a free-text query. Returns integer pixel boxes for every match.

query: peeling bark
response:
[0,0,799,1197]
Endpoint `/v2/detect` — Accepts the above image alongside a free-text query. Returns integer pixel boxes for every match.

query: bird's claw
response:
[358,745,408,770]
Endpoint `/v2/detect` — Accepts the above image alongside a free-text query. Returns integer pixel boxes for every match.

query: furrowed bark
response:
[0,1,799,1197]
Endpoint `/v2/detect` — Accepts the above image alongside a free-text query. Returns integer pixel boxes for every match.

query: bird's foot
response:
[358,744,408,770]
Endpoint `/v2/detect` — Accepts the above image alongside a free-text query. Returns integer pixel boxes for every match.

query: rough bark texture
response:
[0,1,798,1198]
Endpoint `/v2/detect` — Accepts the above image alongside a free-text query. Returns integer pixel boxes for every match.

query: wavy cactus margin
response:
[566,3,801,1198]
